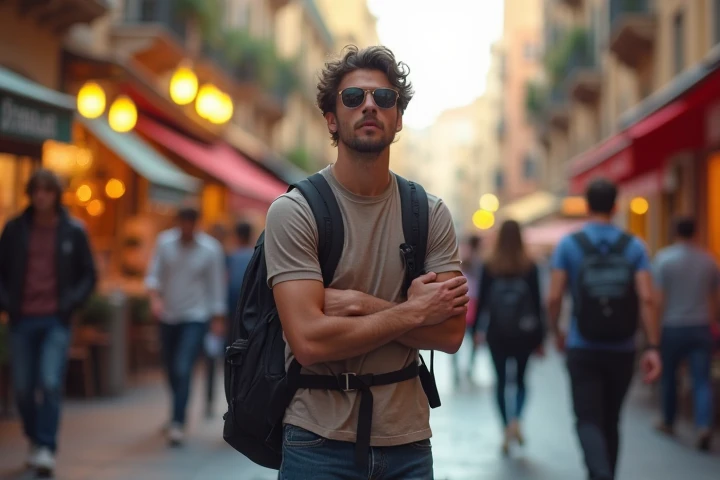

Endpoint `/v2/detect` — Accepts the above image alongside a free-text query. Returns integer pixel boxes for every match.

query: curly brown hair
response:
[317,45,414,146]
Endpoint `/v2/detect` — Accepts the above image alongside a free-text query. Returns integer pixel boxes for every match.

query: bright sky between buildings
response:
[367,0,505,129]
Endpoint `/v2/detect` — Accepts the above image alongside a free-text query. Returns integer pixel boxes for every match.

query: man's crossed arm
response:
[273,271,468,367]
[324,272,467,353]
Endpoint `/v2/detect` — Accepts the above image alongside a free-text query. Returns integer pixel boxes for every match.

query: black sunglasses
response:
[338,87,399,109]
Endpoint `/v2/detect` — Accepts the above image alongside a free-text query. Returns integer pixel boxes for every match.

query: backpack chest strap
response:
[291,362,419,467]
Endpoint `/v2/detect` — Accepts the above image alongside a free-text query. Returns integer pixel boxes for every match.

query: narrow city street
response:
[0,346,718,480]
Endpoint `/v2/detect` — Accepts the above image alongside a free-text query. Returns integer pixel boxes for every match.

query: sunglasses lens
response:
[373,89,398,108]
[341,88,365,108]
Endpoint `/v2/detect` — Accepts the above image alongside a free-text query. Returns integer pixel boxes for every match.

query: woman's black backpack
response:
[222,172,441,470]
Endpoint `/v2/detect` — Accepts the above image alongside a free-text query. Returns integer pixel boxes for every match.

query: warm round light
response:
[630,197,649,215]
[479,193,500,212]
[108,95,137,133]
[87,199,105,216]
[195,84,222,121]
[472,209,495,230]
[77,81,106,119]
[211,91,234,124]
[76,184,92,203]
[105,178,125,199]
[169,65,199,105]
[76,149,92,167]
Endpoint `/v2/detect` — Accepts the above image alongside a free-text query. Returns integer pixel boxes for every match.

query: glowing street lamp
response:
[77,81,106,119]
[108,95,137,133]
[479,193,499,212]
[195,83,221,120]
[630,197,649,215]
[472,209,495,230]
[169,64,199,105]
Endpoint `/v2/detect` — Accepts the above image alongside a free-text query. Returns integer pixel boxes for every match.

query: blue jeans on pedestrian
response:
[278,425,434,480]
[9,316,71,452]
[159,321,208,425]
[661,325,714,429]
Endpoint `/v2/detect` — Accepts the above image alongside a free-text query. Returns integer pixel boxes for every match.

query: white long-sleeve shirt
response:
[145,228,227,323]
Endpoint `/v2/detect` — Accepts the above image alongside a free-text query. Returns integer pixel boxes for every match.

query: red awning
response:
[569,62,720,195]
[135,116,287,204]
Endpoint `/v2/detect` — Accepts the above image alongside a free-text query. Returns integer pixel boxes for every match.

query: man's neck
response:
[589,214,613,224]
[332,143,391,197]
[33,209,57,227]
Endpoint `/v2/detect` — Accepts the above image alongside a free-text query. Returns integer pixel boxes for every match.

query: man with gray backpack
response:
[547,178,662,480]
[222,46,468,479]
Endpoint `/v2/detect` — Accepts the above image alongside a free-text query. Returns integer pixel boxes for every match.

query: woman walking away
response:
[472,220,546,454]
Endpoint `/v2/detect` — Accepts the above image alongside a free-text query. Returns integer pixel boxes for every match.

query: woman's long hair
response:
[484,219,532,276]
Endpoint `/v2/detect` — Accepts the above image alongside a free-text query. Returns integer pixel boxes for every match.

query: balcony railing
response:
[18,0,107,34]
[565,30,602,105]
[609,0,656,69]
[120,0,188,41]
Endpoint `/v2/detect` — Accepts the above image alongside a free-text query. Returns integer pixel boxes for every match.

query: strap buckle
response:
[339,372,356,391]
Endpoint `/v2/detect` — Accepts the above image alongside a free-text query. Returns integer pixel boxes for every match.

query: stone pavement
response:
[0,346,718,480]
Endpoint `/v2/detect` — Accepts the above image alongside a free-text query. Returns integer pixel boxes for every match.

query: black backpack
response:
[223,172,441,470]
[486,275,543,350]
[573,231,639,342]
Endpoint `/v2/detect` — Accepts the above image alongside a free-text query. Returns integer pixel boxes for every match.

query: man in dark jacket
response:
[0,169,96,477]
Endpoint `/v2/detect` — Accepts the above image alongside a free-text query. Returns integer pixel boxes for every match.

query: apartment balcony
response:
[609,0,656,69]
[17,0,107,34]
[558,0,583,9]
[112,0,189,74]
[268,0,291,11]
[547,87,570,132]
[565,35,602,106]
[496,117,506,141]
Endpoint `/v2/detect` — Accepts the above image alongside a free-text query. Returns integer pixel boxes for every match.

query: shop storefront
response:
[567,54,720,254]
[134,115,287,228]
[0,65,75,228]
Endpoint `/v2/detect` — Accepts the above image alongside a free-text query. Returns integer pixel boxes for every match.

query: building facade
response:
[536,0,720,254]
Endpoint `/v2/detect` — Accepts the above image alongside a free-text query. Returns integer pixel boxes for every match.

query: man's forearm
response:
[640,299,660,346]
[547,297,562,334]
[349,291,463,352]
[293,302,424,366]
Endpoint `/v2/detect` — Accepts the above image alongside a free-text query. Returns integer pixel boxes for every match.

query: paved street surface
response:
[1,345,718,480]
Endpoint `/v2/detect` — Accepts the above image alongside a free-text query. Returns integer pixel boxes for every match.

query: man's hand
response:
[554,331,566,353]
[150,295,164,320]
[640,348,662,384]
[407,272,469,326]
[210,315,226,337]
[324,288,363,316]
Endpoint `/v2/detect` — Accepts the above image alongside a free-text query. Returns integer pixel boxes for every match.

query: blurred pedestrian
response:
[653,216,717,451]
[472,220,545,454]
[203,221,254,418]
[452,234,483,384]
[226,221,254,329]
[145,206,227,446]
[547,178,662,480]
[203,222,230,419]
[0,169,96,477]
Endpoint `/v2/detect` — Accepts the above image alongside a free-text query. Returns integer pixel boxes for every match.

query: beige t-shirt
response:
[264,165,461,446]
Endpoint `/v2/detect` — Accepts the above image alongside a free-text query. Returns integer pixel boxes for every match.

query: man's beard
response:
[338,121,394,155]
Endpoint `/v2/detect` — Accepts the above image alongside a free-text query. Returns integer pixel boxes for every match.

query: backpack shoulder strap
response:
[395,174,429,295]
[572,231,599,256]
[610,232,633,255]
[290,173,344,287]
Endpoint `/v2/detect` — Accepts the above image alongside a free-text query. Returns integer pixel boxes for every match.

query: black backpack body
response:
[486,275,543,351]
[223,172,440,470]
[573,231,639,342]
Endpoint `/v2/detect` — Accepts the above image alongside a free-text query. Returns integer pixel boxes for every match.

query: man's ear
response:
[325,112,338,133]
[396,112,403,133]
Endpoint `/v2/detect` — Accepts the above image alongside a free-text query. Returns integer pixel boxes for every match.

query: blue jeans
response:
[9,316,71,452]
[661,325,714,429]
[278,425,434,480]
[159,322,208,425]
